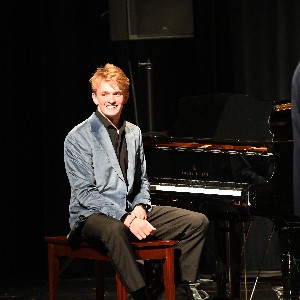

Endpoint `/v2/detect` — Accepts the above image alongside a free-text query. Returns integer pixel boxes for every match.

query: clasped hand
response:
[124,206,156,240]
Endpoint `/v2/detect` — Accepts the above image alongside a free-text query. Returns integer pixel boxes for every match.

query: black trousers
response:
[81,205,209,293]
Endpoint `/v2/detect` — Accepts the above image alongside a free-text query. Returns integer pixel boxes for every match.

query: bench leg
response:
[116,273,128,300]
[48,244,59,300]
[95,261,106,300]
[162,248,175,300]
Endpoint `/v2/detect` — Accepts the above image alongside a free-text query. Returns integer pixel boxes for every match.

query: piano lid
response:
[166,93,275,142]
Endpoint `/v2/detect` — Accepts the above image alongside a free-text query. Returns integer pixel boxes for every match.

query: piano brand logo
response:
[181,164,209,178]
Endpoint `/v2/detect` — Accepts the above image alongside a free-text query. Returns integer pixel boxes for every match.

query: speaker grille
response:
[109,0,194,41]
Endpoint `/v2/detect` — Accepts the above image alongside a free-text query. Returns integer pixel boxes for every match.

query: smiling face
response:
[92,80,128,127]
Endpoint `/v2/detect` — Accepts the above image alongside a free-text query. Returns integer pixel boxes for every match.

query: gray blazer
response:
[64,113,151,229]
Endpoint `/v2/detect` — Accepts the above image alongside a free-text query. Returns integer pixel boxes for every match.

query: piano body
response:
[142,93,300,299]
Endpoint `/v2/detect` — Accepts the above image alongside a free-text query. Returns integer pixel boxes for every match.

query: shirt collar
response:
[95,109,126,130]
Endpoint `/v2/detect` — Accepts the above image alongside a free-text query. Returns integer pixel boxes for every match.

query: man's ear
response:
[124,93,129,104]
[92,93,98,105]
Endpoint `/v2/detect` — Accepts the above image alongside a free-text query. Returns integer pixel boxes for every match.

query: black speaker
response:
[108,0,194,41]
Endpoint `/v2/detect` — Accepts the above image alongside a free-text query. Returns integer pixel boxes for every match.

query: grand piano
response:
[142,93,300,300]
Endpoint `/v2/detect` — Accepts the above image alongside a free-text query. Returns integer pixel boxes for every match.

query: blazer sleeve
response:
[128,127,152,210]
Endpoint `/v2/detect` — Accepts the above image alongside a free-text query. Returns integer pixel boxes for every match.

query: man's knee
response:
[189,212,209,232]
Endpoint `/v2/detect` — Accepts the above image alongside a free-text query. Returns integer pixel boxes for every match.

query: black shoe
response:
[155,284,188,300]
[175,284,188,299]
[177,281,210,300]
[156,282,210,300]
[130,287,152,300]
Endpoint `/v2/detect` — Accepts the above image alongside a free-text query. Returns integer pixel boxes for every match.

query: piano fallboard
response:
[143,135,275,185]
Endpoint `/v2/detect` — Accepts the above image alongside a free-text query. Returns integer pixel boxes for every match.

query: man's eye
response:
[115,92,122,96]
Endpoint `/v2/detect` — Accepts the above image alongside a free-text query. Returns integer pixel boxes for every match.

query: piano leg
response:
[226,220,243,300]
[213,220,227,298]
[213,220,243,300]
[277,222,300,300]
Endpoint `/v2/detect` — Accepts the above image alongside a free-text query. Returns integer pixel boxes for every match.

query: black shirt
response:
[95,110,128,185]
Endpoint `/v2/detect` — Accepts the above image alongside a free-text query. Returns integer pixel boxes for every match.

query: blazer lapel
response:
[90,114,125,182]
[125,126,136,190]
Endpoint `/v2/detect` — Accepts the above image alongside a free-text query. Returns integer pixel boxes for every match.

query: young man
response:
[64,63,209,299]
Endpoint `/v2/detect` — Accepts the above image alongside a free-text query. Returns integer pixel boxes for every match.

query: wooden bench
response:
[45,236,176,300]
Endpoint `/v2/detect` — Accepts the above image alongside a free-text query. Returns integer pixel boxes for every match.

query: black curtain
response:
[2,0,300,280]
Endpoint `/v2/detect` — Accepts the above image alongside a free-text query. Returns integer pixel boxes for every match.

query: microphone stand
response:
[138,59,153,132]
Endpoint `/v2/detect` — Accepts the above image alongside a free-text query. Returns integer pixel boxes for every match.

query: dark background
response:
[2,0,300,281]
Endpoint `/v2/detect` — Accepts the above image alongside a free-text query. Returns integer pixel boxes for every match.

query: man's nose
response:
[108,94,116,102]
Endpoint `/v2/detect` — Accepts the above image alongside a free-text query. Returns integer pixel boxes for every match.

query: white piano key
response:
[150,184,242,197]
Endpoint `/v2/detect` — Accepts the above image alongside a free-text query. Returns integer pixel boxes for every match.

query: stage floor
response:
[0,276,285,300]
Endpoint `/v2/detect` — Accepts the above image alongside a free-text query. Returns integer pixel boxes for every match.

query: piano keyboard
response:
[150,183,245,197]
